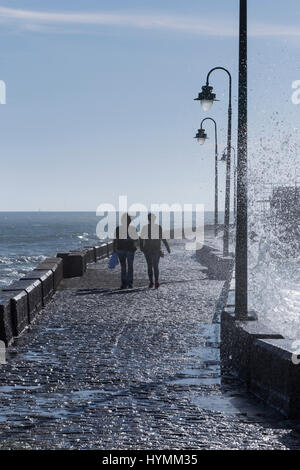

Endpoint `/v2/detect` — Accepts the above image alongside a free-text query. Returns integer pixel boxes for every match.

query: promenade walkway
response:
[0,240,299,449]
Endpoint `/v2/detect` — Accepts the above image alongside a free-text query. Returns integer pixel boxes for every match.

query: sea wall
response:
[221,271,300,418]
[196,244,234,280]
[0,242,113,346]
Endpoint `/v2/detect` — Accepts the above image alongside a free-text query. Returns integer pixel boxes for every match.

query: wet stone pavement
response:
[0,240,300,450]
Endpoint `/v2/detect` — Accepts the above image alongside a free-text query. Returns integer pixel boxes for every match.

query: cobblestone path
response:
[0,241,299,449]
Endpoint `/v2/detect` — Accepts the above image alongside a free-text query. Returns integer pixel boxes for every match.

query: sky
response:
[1,0,300,211]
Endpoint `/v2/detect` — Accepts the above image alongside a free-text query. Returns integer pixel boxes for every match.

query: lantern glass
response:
[201,99,214,112]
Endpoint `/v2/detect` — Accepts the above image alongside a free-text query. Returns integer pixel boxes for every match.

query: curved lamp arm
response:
[206,66,232,105]
[201,117,218,155]
[222,146,236,163]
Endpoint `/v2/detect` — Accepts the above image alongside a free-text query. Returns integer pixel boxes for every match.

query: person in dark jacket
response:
[113,213,138,289]
[140,213,170,289]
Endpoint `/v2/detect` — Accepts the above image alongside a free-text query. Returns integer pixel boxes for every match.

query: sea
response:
[0,211,221,288]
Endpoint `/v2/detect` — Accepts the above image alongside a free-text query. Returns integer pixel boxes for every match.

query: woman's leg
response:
[126,251,135,286]
[117,250,127,287]
[144,252,153,283]
[152,253,160,283]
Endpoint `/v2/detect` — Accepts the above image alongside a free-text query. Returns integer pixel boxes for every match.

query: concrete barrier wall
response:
[221,284,300,418]
[221,308,283,384]
[0,293,15,345]
[250,338,300,417]
[94,245,102,260]
[0,241,113,345]
[83,246,96,263]
[0,290,28,339]
[3,279,43,323]
[56,243,113,279]
[24,270,54,305]
[57,252,87,278]
[36,258,63,290]
[196,245,234,280]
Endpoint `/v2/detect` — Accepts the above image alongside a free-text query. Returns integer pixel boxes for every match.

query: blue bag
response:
[108,252,119,269]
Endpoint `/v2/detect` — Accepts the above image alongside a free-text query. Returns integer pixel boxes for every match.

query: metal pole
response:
[224,90,232,256]
[222,146,237,223]
[201,117,219,237]
[215,126,219,238]
[233,147,237,222]
[235,0,248,319]
[206,67,232,256]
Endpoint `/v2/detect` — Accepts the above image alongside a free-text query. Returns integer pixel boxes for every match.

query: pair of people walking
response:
[113,213,171,289]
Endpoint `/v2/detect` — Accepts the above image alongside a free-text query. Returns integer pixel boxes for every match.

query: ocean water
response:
[0,211,219,288]
[0,212,103,288]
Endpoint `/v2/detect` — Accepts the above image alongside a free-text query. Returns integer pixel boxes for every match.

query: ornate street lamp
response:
[195,67,232,256]
[194,128,208,145]
[194,85,218,112]
[194,117,219,237]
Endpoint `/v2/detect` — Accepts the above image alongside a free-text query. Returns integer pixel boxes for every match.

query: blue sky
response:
[1,0,300,211]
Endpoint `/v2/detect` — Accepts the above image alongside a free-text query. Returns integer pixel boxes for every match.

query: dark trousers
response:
[117,250,135,287]
[144,252,160,283]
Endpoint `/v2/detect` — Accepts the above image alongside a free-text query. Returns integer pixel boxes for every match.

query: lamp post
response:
[235,0,248,320]
[221,146,237,222]
[195,67,232,256]
[194,117,219,237]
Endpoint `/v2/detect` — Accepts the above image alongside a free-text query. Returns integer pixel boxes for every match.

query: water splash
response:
[249,120,300,339]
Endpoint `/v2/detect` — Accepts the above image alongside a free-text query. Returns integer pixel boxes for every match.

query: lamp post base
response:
[234,309,257,322]
[225,302,257,322]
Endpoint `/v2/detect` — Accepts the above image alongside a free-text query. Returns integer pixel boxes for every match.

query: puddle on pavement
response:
[71,389,109,399]
[192,392,279,419]
[0,385,41,394]
[43,327,67,333]
[171,323,221,386]
[0,410,26,424]
[33,409,76,419]
[187,347,220,362]
[21,351,59,364]
[171,377,221,386]
[181,367,220,376]
[198,323,220,346]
